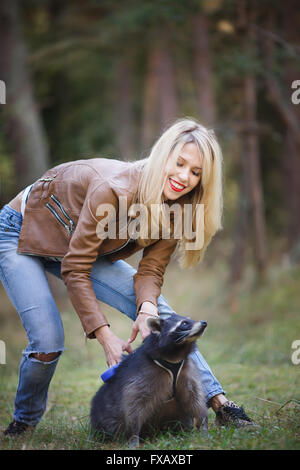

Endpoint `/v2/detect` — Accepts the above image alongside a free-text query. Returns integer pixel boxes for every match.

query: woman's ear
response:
[146,317,162,333]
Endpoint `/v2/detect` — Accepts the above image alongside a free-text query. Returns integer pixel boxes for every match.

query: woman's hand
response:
[128,313,152,344]
[128,302,159,344]
[95,326,133,367]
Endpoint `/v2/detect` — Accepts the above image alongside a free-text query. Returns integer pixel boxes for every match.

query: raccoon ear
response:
[159,313,172,320]
[146,316,162,333]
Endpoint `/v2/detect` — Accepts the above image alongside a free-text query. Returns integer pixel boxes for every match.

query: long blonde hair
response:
[132,118,223,269]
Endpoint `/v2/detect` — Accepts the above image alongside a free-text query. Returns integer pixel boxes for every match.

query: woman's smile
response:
[168,178,186,192]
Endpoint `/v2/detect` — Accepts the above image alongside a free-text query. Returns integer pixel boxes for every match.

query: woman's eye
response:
[176,161,200,178]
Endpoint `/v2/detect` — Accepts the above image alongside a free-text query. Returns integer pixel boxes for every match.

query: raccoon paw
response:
[128,434,140,448]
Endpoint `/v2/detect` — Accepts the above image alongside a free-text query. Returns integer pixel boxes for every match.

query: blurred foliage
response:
[0,0,299,257]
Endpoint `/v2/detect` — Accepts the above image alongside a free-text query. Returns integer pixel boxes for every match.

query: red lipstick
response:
[169,178,186,192]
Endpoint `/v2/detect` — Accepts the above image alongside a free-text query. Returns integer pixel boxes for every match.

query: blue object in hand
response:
[100,363,120,382]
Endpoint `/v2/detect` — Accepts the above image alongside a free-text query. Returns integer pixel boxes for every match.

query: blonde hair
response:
[132,118,223,269]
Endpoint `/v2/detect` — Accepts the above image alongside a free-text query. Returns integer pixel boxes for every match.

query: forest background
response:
[0,0,299,450]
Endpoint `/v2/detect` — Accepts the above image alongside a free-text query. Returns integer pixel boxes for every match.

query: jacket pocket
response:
[46,194,76,236]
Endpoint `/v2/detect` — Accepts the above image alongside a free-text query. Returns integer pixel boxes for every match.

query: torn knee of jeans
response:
[29,351,62,362]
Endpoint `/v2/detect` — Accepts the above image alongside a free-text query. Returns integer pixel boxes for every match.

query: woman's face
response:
[162,142,203,201]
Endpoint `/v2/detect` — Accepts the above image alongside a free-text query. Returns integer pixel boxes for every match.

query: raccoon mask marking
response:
[145,314,207,364]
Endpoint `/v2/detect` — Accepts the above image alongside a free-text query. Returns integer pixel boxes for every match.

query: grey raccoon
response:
[90,313,208,447]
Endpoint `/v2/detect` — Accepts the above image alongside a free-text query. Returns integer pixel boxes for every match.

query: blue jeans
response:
[0,204,225,426]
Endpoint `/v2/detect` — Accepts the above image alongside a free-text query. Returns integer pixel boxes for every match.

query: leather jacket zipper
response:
[46,194,75,235]
[50,195,75,233]
[46,194,133,251]
[101,215,135,256]
[101,236,133,257]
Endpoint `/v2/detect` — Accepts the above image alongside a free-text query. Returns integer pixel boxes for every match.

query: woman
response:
[1,118,256,436]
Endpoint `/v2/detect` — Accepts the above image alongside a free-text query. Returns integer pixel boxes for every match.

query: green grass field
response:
[0,259,299,450]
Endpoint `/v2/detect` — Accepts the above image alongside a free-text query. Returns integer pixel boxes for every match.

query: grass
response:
[0,257,299,450]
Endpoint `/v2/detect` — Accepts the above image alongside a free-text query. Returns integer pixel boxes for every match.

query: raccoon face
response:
[147,314,207,347]
[173,318,207,343]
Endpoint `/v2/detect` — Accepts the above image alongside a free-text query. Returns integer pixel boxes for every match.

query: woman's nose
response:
[178,169,189,184]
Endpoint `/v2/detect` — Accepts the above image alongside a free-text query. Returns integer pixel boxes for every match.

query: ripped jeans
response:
[0,204,225,426]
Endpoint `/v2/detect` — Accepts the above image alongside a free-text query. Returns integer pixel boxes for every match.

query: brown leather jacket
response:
[17,158,182,338]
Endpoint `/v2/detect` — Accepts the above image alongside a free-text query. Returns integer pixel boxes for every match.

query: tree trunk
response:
[114,54,136,161]
[244,70,267,278]
[141,33,178,151]
[0,0,49,191]
[284,127,300,255]
[263,4,300,260]
[230,0,267,287]
[230,137,251,285]
[156,34,178,130]
[141,42,160,151]
[193,14,217,126]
